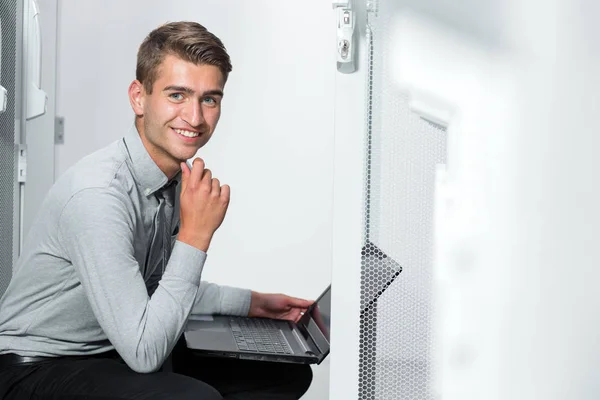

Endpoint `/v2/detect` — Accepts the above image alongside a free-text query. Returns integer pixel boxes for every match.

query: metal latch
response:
[17,144,27,183]
[0,85,7,114]
[55,116,65,145]
[333,2,357,73]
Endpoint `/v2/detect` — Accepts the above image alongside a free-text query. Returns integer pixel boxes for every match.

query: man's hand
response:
[177,158,230,252]
[249,292,314,322]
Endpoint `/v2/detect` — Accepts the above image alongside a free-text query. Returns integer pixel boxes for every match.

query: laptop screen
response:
[309,286,331,341]
[298,285,331,356]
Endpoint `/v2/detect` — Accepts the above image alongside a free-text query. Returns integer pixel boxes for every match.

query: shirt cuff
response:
[164,240,207,286]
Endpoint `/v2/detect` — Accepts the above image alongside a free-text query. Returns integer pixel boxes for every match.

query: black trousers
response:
[0,340,313,399]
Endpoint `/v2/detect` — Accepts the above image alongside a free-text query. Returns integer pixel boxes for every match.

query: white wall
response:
[55,1,365,398]
[23,0,58,240]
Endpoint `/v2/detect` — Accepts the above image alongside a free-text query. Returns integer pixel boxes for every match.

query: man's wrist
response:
[248,291,262,317]
[177,229,212,252]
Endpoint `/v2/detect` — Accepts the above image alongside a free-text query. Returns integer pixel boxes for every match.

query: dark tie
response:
[154,181,177,274]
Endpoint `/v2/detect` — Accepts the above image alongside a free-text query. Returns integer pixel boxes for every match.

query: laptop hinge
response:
[289,322,322,356]
[296,320,329,355]
[291,326,313,354]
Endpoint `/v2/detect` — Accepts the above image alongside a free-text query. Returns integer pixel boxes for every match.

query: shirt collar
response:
[123,125,174,197]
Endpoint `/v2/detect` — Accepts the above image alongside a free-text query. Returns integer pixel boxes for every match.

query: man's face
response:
[130,54,225,177]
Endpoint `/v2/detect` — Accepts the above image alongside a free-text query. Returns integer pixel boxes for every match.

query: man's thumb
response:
[180,162,190,192]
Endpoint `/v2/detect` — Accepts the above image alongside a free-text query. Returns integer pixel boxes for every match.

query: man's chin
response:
[171,141,208,162]
[175,152,200,165]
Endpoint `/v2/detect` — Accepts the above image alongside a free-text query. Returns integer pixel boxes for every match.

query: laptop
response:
[185,242,401,364]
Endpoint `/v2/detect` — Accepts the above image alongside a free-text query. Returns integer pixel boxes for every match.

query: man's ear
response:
[128,80,145,116]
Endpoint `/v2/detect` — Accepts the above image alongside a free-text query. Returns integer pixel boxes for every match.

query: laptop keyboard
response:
[229,318,294,354]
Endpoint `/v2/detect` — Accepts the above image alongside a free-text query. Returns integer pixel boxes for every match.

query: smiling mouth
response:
[173,128,200,138]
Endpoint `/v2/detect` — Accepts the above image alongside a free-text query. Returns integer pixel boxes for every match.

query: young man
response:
[0,21,313,399]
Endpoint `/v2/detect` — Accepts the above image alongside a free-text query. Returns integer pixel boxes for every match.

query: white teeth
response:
[174,129,199,138]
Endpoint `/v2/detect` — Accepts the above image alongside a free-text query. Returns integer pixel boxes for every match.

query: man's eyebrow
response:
[163,86,224,97]
[202,90,224,97]
[163,85,194,94]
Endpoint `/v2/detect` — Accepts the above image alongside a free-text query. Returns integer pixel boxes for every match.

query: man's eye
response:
[169,93,184,101]
[203,97,217,106]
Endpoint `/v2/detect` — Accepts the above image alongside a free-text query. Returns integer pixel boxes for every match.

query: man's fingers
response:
[202,168,212,185]
[180,162,190,193]
[290,297,314,308]
[178,157,230,252]
[295,311,306,323]
[211,178,221,195]
[220,184,231,202]
[190,158,205,186]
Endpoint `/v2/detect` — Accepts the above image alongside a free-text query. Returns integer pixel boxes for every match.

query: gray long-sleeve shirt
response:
[0,126,251,373]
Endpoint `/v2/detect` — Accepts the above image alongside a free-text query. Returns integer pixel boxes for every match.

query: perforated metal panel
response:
[0,0,20,296]
[359,2,447,398]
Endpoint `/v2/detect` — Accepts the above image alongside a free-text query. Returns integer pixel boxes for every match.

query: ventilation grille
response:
[0,0,19,295]
[358,3,448,398]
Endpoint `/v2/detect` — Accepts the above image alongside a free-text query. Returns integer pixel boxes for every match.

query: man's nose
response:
[182,100,205,127]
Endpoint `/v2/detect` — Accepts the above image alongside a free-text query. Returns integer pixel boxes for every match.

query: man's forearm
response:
[191,282,252,316]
